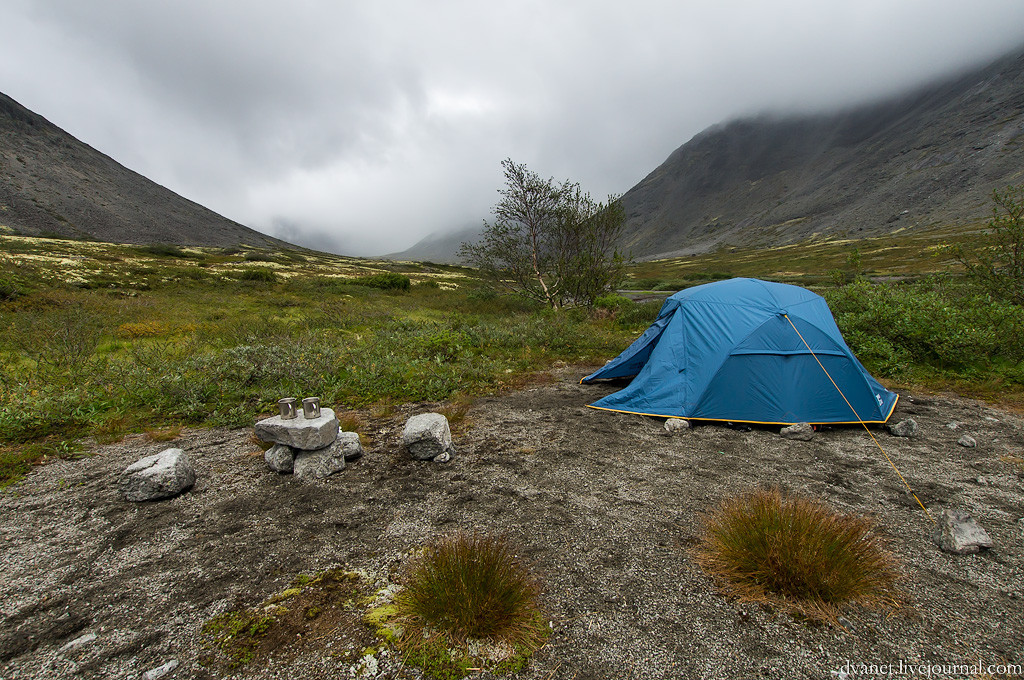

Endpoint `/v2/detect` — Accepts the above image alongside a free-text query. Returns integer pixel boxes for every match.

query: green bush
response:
[615,299,663,329]
[354,272,411,291]
[236,268,278,283]
[696,488,899,622]
[138,243,187,258]
[593,293,634,311]
[0,274,25,301]
[825,278,1024,378]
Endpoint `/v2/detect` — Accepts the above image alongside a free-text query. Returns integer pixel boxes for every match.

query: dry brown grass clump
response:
[696,488,900,622]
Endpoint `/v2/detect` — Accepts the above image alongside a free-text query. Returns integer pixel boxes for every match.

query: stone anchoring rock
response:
[264,443,295,473]
[402,413,456,461]
[887,418,918,438]
[664,418,690,433]
[143,660,179,680]
[335,431,364,461]
[120,448,196,502]
[254,407,339,450]
[931,508,994,554]
[780,422,814,441]
[293,447,346,480]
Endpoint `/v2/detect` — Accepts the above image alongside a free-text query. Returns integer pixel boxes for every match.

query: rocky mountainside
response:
[395,46,1024,264]
[0,92,287,248]
[385,224,482,263]
[619,48,1024,259]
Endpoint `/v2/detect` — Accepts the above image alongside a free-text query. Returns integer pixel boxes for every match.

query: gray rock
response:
[120,449,195,502]
[264,443,295,473]
[434,451,451,463]
[254,407,339,450]
[887,418,918,437]
[143,660,179,680]
[59,632,97,652]
[957,435,977,448]
[336,431,364,461]
[664,418,690,433]
[931,508,994,554]
[402,413,455,461]
[293,447,345,480]
[1018,517,1024,538]
[945,421,960,430]
[780,422,814,441]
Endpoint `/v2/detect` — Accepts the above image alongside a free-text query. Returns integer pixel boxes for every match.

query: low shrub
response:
[614,299,663,329]
[695,488,899,622]
[138,243,187,258]
[355,272,411,291]
[116,321,166,339]
[236,268,278,283]
[392,532,548,675]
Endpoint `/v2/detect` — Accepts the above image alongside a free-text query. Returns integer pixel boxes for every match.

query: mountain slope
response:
[619,48,1024,259]
[0,92,287,248]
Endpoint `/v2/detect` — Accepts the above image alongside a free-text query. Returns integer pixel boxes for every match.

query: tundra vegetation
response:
[2,202,1024,487]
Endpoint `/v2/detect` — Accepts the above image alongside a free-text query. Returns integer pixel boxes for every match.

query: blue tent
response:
[582,278,898,425]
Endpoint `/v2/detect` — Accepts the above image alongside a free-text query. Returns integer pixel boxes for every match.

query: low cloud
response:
[3,0,1024,255]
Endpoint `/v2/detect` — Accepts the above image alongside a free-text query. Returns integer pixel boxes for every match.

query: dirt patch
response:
[1,364,1023,679]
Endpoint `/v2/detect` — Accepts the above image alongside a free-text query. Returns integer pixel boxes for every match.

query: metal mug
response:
[278,397,298,420]
[302,397,321,419]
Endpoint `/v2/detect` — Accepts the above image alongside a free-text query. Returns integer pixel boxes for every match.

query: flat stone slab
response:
[931,508,994,554]
[120,448,195,502]
[255,407,339,450]
[402,412,455,461]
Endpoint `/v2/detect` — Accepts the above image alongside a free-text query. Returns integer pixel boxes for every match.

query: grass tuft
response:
[392,532,548,673]
[695,488,900,622]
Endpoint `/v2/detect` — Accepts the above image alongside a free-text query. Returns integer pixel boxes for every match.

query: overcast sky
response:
[3,1,1024,255]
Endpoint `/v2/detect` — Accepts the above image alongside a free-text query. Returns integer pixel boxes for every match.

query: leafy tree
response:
[459,159,629,308]
[954,184,1024,305]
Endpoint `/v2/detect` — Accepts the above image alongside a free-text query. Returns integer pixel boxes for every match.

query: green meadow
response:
[1,227,1022,486]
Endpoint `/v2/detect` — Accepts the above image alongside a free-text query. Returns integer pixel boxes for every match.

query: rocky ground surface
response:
[1,364,1023,680]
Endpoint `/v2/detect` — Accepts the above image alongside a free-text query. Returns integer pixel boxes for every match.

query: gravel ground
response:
[1,364,1023,680]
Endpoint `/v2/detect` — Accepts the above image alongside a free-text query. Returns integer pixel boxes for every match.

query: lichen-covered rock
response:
[402,413,455,461]
[780,422,814,441]
[120,448,195,502]
[254,407,339,450]
[931,508,994,554]
[887,418,918,437]
[264,443,295,473]
[293,447,345,480]
[664,418,690,433]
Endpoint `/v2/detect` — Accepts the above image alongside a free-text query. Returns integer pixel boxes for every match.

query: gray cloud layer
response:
[4,0,1024,254]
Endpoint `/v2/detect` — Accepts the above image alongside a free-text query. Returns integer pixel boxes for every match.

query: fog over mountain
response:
[3,1,1024,255]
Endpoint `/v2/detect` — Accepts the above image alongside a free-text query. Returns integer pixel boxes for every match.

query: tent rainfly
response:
[582,278,898,425]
